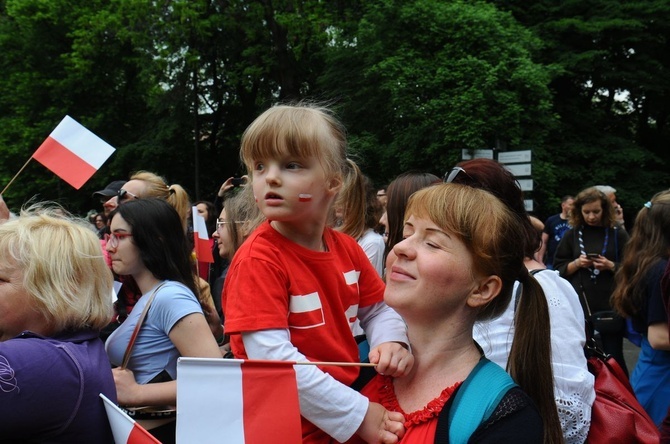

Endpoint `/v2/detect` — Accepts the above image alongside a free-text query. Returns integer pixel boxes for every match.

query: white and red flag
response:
[176,358,302,444]
[192,206,214,263]
[99,394,161,444]
[32,115,115,189]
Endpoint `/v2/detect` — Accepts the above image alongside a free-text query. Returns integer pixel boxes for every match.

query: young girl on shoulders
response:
[223,104,413,444]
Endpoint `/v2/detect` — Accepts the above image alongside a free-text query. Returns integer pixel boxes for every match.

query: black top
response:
[554,224,629,314]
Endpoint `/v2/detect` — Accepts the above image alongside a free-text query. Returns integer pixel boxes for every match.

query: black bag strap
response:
[121,282,166,369]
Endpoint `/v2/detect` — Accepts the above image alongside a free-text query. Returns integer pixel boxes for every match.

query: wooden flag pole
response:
[1,157,33,195]
[295,361,377,367]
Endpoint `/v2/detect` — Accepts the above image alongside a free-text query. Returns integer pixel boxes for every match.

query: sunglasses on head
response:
[443,167,476,184]
[117,188,139,203]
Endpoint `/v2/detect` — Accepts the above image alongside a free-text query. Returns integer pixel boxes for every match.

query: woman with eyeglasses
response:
[554,186,630,374]
[104,170,191,231]
[100,170,222,344]
[104,198,222,443]
[211,186,263,323]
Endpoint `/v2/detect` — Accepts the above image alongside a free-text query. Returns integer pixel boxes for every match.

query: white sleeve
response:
[537,271,595,444]
[242,329,369,443]
[474,272,595,444]
[358,302,409,349]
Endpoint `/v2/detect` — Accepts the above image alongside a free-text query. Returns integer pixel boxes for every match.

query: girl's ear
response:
[466,275,502,308]
[327,176,343,195]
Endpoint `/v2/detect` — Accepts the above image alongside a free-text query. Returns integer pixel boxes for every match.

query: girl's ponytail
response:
[509,271,563,444]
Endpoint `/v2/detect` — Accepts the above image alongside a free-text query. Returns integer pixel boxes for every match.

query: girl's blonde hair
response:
[130,170,191,230]
[0,207,113,332]
[240,104,348,184]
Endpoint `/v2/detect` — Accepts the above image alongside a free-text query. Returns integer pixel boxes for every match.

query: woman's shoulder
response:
[0,331,104,392]
[152,280,201,308]
[471,386,543,441]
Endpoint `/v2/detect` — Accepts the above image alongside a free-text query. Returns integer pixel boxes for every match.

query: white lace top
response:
[474,269,595,444]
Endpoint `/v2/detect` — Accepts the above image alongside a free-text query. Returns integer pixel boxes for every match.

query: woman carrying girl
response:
[348,183,562,443]
[612,190,670,426]
[223,104,413,443]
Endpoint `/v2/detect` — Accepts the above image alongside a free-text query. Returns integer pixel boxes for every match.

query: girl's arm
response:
[358,302,414,376]
[243,329,404,443]
[648,322,670,350]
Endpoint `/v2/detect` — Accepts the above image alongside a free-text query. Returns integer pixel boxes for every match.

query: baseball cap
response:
[92,180,127,198]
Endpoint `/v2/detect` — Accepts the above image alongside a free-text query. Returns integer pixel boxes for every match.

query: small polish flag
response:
[192,206,214,263]
[99,394,161,444]
[177,358,302,444]
[32,115,115,189]
[288,292,325,329]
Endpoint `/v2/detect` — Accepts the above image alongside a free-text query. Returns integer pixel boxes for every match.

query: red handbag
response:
[586,340,660,444]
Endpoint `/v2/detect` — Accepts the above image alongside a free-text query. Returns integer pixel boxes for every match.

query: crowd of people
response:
[0,103,669,443]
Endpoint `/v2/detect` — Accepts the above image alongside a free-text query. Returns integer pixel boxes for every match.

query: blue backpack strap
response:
[443,357,517,444]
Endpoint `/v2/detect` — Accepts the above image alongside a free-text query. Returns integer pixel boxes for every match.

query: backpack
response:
[434,357,516,444]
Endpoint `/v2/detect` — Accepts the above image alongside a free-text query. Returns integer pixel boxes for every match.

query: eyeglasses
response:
[216,219,246,230]
[117,189,139,203]
[104,232,133,249]
[443,167,475,184]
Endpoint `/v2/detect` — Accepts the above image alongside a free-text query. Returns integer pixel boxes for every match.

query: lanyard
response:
[578,227,609,282]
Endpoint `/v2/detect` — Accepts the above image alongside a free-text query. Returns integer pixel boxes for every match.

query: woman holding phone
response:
[554,186,629,373]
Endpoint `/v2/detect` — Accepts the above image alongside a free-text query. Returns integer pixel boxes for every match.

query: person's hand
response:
[218,177,236,197]
[614,204,624,222]
[0,195,10,222]
[369,342,414,377]
[356,402,405,444]
[592,256,614,271]
[574,255,593,269]
[112,367,143,406]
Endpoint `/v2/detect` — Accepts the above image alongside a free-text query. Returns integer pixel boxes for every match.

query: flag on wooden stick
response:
[100,394,161,444]
[33,115,115,189]
[176,358,302,444]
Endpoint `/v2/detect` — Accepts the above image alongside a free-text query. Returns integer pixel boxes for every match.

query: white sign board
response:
[461,149,494,160]
[524,199,534,212]
[517,179,533,191]
[498,150,532,164]
[504,163,532,177]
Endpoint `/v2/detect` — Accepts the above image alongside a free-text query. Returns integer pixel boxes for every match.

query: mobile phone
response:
[231,177,244,187]
[586,253,600,259]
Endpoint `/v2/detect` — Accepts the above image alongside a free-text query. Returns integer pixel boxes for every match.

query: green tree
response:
[492,0,670,220]
[319,0,555,199]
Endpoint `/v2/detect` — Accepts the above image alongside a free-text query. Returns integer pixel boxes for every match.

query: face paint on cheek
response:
[298,194,312,202]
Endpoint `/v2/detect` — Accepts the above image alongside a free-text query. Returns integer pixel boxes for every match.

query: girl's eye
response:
[254,163,264,171]
[286,162,301,170]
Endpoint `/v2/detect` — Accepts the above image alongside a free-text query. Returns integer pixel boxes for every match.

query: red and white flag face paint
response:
[177,358,302,444]
[32,116,116,189]
[192,206,214,263]
[99,394,160,444]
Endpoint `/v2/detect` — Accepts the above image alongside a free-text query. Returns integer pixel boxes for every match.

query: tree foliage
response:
[0,0,667,222]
